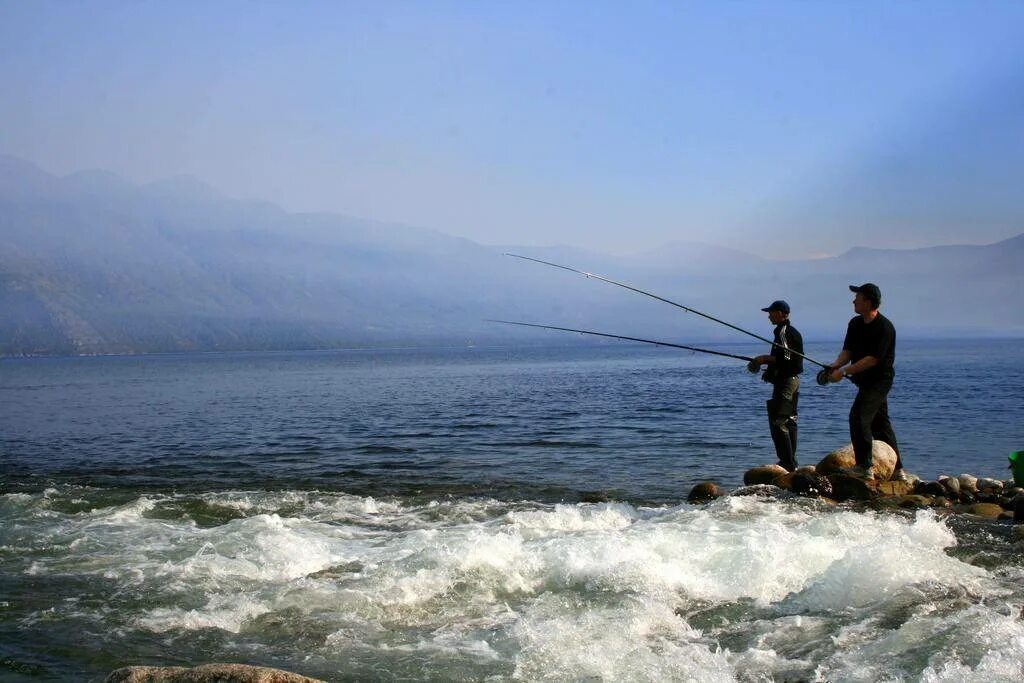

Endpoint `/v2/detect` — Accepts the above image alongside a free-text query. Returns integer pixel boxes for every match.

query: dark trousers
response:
[767,376,799,471]
[849,382,902,469]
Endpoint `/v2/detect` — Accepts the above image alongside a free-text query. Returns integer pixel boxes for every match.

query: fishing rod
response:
[503,252,834,374]
[487,319,756,362]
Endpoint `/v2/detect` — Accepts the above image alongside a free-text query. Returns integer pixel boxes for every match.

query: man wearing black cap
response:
[749,300,803,471]
[826,283,907,481]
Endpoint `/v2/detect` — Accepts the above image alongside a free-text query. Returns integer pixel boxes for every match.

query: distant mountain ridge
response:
[0,154,1021,356]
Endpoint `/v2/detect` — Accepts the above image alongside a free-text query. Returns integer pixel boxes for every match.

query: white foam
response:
[7,486,1020,680]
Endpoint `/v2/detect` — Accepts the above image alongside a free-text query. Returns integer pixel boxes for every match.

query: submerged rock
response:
[105,663,322,682]
[688,481,726,503]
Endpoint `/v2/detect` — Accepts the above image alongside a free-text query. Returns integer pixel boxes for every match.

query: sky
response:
[1,0,1022,258]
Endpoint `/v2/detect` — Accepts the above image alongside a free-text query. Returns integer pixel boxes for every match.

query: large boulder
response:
[106,664,322,683]
[744,464,789,486]
[816,442,898,481]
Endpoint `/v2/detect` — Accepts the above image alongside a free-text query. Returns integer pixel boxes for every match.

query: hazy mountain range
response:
[1,154,1021,356]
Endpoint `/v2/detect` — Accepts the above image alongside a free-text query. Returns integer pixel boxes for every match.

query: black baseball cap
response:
[849,283,881,307]
[761,300,790,314]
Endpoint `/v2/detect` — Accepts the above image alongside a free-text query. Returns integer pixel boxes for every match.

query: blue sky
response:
[2,1,1022,257]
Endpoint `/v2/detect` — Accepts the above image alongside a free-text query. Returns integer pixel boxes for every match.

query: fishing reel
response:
[746,360,760,374]
[816,368,833,386]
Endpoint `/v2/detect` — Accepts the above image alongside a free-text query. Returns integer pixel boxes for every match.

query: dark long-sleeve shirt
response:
[770,321,804,379]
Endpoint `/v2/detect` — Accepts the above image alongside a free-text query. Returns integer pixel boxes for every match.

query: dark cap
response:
[761,300,790,314]
[849,283,881,307]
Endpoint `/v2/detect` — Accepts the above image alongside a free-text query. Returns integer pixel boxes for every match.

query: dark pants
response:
[767,376,799,471]
[849,382,902,469]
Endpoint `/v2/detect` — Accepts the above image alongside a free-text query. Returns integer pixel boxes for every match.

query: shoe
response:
[839,465,875,481]
[890,468,910,483]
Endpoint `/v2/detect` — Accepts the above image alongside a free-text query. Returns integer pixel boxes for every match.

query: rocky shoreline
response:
[688,442,1024,528]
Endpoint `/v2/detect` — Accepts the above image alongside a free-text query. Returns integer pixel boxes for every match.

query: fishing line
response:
[504,252,834,373]
[487,319,755,362]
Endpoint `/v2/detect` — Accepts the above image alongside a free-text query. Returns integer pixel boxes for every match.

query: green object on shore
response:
[1009,451,1024,486]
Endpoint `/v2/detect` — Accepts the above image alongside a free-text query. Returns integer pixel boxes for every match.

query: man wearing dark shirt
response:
[827,283,907,481]
[749,300,804,471]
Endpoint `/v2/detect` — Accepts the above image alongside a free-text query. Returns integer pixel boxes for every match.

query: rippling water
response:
[2,340,1023,680]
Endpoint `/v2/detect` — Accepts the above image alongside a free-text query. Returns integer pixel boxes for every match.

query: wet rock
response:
[915,481,947,498]
[105,664,323,683]
[978,477,1004,493]
[790,471,833,498]
[687,481,726,504]
[743,464,789,486]
[1008,487,1024,497]
[958,474,979,493]
[976,492,1004,506]
[894,495,933,509]
[731,484,788,498]
[962,503,1004,519]
[932,496,952,508]
[816,441,897,481]
[876,480,914,497]
[827,474,875,502]
[941,477,961,497]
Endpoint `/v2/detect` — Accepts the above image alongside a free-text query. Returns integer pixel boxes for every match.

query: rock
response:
[795,465,818,475]
[774,472,795,490]
[963,503,1004,520]
[743,464,789,486]
[105,664,323,683]
[790,472,833,498]
[894,495,933,509]
[1015,496,1024,524]
[941,477,961,497]
[816,442,898,481]
[877,480,914,497]
[731,484,788,498]
[828,474,875,502]
[1009,487,1024,497]
[958,474,979,493]
[978,478,1004,493]
[687,481,726,503]
[932,496,952,508]
[913,481,946,498]
[1013,526,1024,541]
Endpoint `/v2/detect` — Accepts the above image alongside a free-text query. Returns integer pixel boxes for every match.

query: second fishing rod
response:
[505,252,840,381]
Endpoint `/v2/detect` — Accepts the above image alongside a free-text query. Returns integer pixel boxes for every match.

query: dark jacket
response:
[764,320,804,383]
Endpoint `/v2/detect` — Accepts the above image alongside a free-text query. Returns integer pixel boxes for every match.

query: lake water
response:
[2,339,1023,681]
